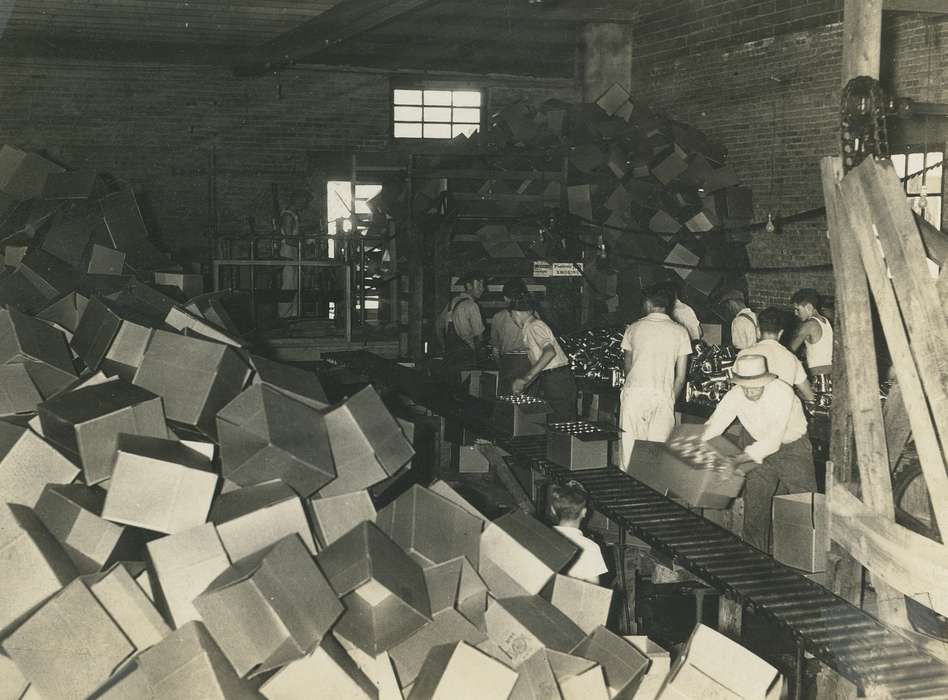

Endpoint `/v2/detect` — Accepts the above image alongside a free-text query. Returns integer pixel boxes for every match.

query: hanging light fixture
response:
[765,212,776,234]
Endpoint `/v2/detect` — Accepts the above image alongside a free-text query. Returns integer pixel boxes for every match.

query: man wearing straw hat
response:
[701,354,816,553]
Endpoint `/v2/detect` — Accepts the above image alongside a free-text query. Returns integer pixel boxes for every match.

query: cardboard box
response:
[572,626,650,698]
[146,523,231,628]
[0,307,77,398]
[85,562,171,651]
[560,665,610,700]
[461,369,498,399]
[134,329,250,439]
[317,522,432,655]
[194,535,343,678]
[260,635,377,699]
[164,306,243,348]
[540,574,613,635]
[484,596,586,668]
[87,243,126,275]
[70,296,155,381]
[0,503,77,636]
[35,483,139,574]
[336,640,404,700]
[772,492,827,573]
[493,396,552,437]
[408,642,517,700]
[2,578,135,700]
[0,652,28,700]
[428,480,488,524]
[458,444,491,474]
[422,557,464,616]
[103,434,217,534]
[390,608,488,688]
[509,648,561,700]
[627,432,744,510]
[185,291,242,340]
[377,484,482,568]
[218,384,336,497]
[479,510,577,596]
[93,621,259,699]
[0,419,78,507]
[153,271,203,298]
[658,624,782,700]
[36,291,89,334]
[310,490,377,548]
[545,422,616,470]
[38,378,167,484]
[624,636,671,700]
[250,354,329,408]
[211,479,317,561]
[320,386,415,497]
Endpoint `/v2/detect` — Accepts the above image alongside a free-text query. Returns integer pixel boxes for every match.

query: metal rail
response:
[327,351,948,699]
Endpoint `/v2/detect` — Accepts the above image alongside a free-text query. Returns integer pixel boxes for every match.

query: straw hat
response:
[730,354,777,387]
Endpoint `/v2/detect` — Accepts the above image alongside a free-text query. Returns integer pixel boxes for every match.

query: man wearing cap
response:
[438,273,486,385]
[490,278,531,395]
[701,354,816,552]
[722,290,759,350]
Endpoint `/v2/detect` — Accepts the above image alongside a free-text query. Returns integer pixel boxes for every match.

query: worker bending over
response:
[738,307,816,403]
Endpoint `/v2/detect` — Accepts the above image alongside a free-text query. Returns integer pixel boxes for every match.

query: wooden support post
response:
[820,157,909,629]
[882,381,912,469]
[718,596,744,641]
[842,0,883,82]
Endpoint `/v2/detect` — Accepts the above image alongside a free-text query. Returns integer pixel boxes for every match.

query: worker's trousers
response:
[619,386,675,469]
[736,431,817,553]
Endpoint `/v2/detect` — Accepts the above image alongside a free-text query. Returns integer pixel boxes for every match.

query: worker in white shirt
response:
[619,286,692,468]
[721,289,759,350]
[738,307,816,403]
[490,278,531,395]
[438,273,486,386]
[550,481,609,585]
[788,288,834,379]
[509,293,577,422]
[702,354,816,553]
[664,282,703,341]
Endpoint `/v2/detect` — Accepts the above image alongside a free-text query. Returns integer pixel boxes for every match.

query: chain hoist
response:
[840,75,890,174]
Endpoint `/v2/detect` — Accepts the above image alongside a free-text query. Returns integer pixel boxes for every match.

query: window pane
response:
[906,152,927,194]
[393,89,422,105]
[394,122,423,138]
[424,90,452,106]
[355,184,382,199]
[891,153,906,179]
[452,124,480,137]
[452,107,480,123]
[424,106,451,122]
[327,181,352,221]
[424,123,452,139]
[452,90,481,107]
[924,151,942,194]
[393,106,422,121]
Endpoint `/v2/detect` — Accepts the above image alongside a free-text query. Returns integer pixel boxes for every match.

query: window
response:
[326,180,384,314]
[393,88,482,139]
[891,147,943,229]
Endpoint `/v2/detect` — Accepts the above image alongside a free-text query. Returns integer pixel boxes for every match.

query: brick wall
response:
[0,59,578,255]
[630,6,948,308]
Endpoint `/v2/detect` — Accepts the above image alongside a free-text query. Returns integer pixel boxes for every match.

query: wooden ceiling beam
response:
[426,0,638,23]
[232,0,448,77]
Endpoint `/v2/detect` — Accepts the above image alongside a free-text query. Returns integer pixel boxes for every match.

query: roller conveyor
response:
[328,351,948,699]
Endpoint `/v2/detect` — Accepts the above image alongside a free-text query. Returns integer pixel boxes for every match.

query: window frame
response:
[889,143,944,231]
[390,84,485,141]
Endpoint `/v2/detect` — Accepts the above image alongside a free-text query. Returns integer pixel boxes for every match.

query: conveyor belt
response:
[329,351,948,698]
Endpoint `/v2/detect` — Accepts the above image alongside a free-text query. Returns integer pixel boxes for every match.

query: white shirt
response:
[522,316,568,370]
[702,379,808,463]
[805,315,834,370]
[554,526,608,583]
[490,309,528,355]
[731,308,759,350]
[442,293,484,349]
[621,313,692,399]
[737,339,807,388]
[671,300,702,341]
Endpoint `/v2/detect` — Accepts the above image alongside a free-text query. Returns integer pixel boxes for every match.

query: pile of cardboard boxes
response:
[0,147,786,698]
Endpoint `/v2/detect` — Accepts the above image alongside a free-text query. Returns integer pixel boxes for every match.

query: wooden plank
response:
[842,0,883,84]
[884,0,948,13]
[233,0,447,76]
[829,482,948,618]
[882,381,912,469]
[481,445,536,515]
[821,158,909,629]
[839,158,948,535]
[820,159,895,519]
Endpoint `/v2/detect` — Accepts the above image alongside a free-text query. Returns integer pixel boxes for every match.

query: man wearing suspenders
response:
[721,289,759,350]
[438,273,486,386]
[789,288,834,379]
